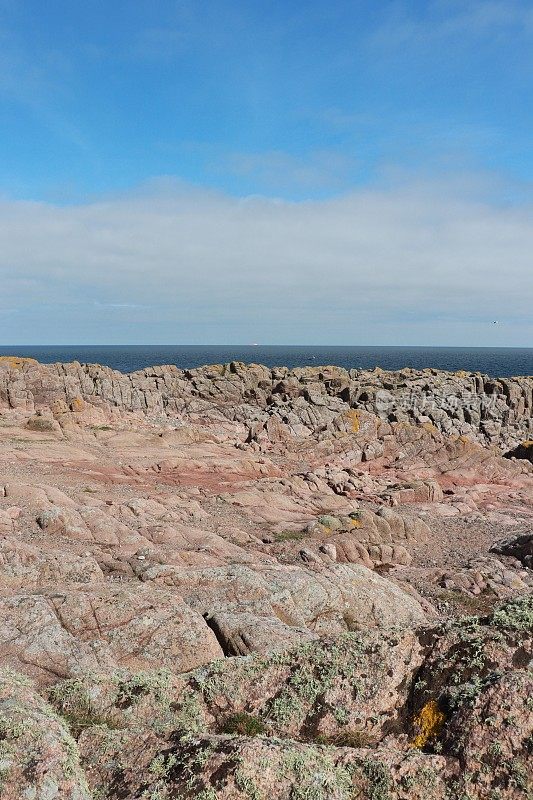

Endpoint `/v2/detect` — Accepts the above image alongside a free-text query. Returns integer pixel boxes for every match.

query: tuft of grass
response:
[315,730,374,748]
[48,679,117,738]
[221,712,266,737]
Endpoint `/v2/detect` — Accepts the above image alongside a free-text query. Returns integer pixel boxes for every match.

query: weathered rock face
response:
[0,586,223,685]
[31,595,530,800]
[0,669,91,800]
[408,595,533,799]
[0,358,531,448]
[0,358,531,798]
[79,733,450,800]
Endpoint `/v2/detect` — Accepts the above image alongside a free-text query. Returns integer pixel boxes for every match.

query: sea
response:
[0,345,531,378]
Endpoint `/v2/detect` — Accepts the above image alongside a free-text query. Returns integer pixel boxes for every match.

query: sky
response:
[0,0,532,346]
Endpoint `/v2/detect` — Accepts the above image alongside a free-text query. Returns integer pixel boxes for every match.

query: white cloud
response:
[0,173,532,345]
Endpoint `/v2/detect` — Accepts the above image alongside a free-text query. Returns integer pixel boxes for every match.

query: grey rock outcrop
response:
[1,358,531,449]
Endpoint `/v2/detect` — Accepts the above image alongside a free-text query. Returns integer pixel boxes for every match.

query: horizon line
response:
[0,344,532,351]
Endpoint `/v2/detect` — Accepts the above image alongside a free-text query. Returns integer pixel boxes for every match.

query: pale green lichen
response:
[280,746,355,800]
[115,668,173,705]
[361,758,392,800]
[173,690,205,739]
[235,764,263,800]
[490,594,533,633]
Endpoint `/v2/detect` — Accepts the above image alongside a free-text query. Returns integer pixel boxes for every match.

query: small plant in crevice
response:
[220,712,266,737]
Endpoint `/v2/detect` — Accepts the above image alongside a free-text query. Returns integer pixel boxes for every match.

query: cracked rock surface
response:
[0,357,531,798]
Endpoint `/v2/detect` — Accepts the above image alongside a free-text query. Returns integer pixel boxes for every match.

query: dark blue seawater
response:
[0,345,531,377]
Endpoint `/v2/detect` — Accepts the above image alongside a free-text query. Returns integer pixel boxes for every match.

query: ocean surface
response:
[0,345,531,377]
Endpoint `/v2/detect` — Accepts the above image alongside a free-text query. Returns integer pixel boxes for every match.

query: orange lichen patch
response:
[521,440,533,448]
[451,434,471,447]
[0,356,38,370]
[346,409,360,433]
[70,397,85,412]
[410,700,446,749]
[350,518,362,528]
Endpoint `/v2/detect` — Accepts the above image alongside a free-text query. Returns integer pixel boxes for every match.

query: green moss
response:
[274,530,308,542]
[317,515,341,530]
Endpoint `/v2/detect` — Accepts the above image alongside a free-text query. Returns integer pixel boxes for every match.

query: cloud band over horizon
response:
[1,172,531,347]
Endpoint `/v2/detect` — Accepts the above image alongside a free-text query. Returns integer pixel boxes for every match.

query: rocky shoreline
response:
[2,357,532,449]
[0,357,531,799]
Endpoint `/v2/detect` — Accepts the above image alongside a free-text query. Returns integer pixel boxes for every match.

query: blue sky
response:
[1,0,532,345]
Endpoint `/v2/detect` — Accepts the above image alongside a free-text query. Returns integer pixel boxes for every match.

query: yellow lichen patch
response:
[410,700,446,749]
[0,356,38,370]
[521,440,533,448]
[70,397,85,412]
[421,421,439,436]
[454,370,468,378]
[350,518,362,528]
[346,409,360,433]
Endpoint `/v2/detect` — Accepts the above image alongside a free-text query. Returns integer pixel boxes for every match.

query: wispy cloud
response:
[0,26,91,153]
[369,0,533,51]
[220,150,360,192]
